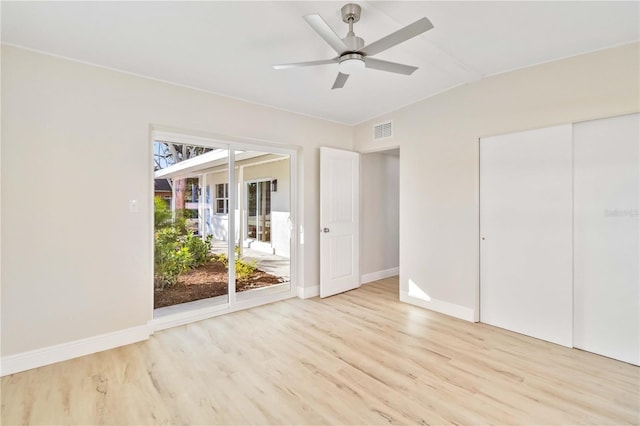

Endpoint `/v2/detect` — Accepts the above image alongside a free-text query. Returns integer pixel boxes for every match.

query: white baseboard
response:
[1,325,151,376]
[400,291,476,322]
[297,284,319,299]
[361,267,399,284]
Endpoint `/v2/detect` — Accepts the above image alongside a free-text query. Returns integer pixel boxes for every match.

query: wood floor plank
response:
[2,278,638,425]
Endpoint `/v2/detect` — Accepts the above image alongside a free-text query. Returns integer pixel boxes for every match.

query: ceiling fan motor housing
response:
[343,34,364,51]
[341,3,361,24]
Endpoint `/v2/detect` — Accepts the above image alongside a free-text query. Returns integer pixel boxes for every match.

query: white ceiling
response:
[2,1,638,125]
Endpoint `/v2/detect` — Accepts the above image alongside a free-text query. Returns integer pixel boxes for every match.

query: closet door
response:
[480,125,573,347]
[573,113,639,365]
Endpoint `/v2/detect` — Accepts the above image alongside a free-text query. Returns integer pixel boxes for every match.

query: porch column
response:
[237,163,244,258]
[170,179,176,221]
[199,174,207,239]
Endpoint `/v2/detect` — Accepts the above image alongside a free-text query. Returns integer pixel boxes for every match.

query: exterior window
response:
[215,183,229,214]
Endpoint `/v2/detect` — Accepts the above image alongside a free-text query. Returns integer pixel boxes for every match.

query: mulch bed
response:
[154,259,284,309]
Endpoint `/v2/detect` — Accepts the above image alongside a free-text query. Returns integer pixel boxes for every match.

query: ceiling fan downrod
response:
[342,3,361,37]
[341,3,364,52]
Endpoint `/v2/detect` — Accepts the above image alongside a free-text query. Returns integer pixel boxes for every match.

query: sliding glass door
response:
[153,141,231,312]
[152,132,295,318]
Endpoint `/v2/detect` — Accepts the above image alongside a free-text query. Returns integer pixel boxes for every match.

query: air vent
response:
[374,121,393,140]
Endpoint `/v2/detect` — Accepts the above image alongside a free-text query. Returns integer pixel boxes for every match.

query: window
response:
[215,183,229,214]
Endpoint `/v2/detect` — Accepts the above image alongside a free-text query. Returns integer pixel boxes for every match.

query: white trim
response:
[297,285,319,299]
[152,290,294,332]
[400,291,477,322]
[1,325,151,377]
[361,267,399,284]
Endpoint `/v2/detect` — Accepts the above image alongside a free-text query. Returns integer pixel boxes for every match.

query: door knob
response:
[322,228,330,233]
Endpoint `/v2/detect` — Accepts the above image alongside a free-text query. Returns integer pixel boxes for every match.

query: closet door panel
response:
[480,124,573,347]
[573,113,639,365]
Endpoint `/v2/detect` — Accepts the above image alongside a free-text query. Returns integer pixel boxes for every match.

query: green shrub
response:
[154,196,172,230]
[173,210,188,235]
[182,208,199,219]
[154,198,216,287]
[214,250,257,280]
[235,257,257,280]
[184,231,212,268]
[214,252,228,266]
[154,227,193,289]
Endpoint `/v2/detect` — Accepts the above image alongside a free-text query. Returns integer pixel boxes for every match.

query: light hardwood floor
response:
[2,277,639,425]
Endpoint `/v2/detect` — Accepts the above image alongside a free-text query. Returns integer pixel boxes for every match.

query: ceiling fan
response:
[273,3,433,89]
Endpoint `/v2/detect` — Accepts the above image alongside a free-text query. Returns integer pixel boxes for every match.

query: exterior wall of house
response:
[201,158,291,257]
[242,158,291,257]
[1,46,352,360]
[201,170,229,242]
[353,42,640,321]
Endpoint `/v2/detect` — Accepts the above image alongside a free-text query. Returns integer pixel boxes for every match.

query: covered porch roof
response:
[154,150,288,180]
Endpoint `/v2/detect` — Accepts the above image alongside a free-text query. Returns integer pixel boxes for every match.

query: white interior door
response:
[480,124,573,347]
[573,113,639,365]
[320,147,360,298]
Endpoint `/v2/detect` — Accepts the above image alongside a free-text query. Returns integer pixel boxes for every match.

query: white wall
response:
[1,46,352,358]
[360,151,399,280]
[353,43,640,320]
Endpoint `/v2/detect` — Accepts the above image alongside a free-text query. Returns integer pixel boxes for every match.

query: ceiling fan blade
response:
[331,72,349,89]
[360,17,433,57]
[303,14,349,54]
[273,58,338,70]
[364,58,418,75]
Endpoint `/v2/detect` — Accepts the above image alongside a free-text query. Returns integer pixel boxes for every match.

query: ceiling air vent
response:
[374,121,393,140]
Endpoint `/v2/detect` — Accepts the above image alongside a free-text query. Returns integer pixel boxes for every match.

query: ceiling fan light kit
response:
[273,3,433,89]
[338,53,365,74]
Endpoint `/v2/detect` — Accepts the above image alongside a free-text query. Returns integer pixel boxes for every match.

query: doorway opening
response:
[359,148,400,287]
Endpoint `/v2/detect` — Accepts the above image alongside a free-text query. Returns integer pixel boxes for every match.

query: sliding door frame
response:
[149,128,299,331]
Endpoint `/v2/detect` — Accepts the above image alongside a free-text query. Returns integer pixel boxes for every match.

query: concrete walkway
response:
[210,240,290,281]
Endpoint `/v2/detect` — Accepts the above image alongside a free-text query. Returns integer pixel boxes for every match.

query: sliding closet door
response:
[480,125,573,347]
[573,113,639,365]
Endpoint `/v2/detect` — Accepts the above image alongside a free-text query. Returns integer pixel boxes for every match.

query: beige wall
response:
[354,43,640,320]
[1,46,351,356]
